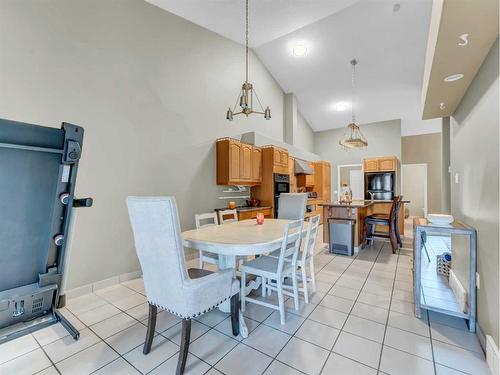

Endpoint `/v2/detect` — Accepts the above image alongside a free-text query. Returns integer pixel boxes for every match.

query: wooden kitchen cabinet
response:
[297,162,315,187]
[216,138,262,185]
[238,207,273,221]
[251,147,262,181]
[363,159,379,172]
[263,145,288,174]
[378,157,396,171]
[313,161,331,201]
[363,156,397,172]
[240,143,252,180]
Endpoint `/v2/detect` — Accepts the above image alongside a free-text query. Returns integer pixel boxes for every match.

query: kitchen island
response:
[320,200,408,249]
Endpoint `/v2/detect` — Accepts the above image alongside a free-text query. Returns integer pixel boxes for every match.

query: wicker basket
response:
[436,253,452,278]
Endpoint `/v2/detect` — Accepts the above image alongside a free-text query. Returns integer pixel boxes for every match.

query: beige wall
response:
[401,133,443,214]
[314,119,402,201]
[441,117,451,213]
[450,38,499,346]
[401,164,426,216]
[296,112,314,153]
[0,0,286,289]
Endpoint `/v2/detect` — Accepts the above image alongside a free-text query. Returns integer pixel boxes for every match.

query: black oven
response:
[274,173,290,217]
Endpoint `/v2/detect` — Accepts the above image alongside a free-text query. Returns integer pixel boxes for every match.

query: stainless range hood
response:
[294,159,313,175]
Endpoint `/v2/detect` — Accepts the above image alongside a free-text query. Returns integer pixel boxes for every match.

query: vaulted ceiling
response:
[147,0,441,135]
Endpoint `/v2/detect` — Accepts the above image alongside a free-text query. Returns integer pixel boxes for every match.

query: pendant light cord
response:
[351,59,357,124]
[245,0,249,83]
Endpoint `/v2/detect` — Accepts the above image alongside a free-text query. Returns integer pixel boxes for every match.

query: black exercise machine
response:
[0,118,92,344]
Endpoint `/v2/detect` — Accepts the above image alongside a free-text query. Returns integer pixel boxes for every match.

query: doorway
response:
[337,164,364,201]
[401,163,428,217]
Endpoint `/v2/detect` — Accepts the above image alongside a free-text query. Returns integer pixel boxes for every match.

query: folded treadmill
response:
[0,118,92,344]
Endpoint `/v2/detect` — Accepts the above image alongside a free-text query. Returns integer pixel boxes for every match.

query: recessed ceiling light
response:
[332,102,350,111]
[444,73,464,82]
[292,43,308,57]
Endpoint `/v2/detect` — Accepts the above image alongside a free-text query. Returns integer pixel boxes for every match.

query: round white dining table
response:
[182,218,306,337]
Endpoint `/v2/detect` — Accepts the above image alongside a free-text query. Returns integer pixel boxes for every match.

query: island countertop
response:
[320,200,409,208]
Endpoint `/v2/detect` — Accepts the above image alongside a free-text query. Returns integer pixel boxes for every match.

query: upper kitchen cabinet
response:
[363,156,397,173]
[297,161,315,187]
[313,161,331,201]
[216,138,262,185]
[240,143,252,180]
[251,146,262,181]
[263,146,288,174]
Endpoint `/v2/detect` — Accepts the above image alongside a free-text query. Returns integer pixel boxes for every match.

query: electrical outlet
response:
[476,272,480,289]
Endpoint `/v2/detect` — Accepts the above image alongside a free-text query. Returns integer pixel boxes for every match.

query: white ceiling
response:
[148,0,441,134]
[145,0,358,47]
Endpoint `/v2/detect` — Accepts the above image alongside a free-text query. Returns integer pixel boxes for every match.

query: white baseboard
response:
[448,269,468,313]
[477,322,487,351]
[64,270,142,300]
[486,334,500,375]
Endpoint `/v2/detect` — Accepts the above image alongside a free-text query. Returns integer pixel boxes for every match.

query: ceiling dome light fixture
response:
[444,73,464,82]
[339,59,368,150]
[333,102,349,111]
[292,43,308,57]
[226,0,271,122]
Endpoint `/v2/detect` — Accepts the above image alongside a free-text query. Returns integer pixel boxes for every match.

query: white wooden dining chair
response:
[278,214,320,304]
[194,212,220,269]
[240,219,304,325]
[218,209,238,224]
[126,197,240,375]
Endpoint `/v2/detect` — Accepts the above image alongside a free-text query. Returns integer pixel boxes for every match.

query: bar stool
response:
[364,196,402,253]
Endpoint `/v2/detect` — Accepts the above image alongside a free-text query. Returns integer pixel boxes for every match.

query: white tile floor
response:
[0,225,491,375]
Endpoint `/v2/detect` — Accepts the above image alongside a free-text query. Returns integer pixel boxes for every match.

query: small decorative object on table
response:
[436,252,452,279]
[228,201,236,209]
[340,184,352,204]
[256,212,264,225]
[427,214,454,225]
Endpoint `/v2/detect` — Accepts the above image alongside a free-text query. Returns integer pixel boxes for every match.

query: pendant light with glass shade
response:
[339,59,368,150]
[226,0,271,121]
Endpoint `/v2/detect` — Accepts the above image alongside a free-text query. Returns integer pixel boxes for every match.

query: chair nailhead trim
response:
[148,296,232,319]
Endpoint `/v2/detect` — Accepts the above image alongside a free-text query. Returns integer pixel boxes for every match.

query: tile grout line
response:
[257,245,342,374]
[210,244,340,374]
[375,243,401,375]
[427,309,438,375]
[31,333,62,374]
[318,241,385,375]
[210,244,338,375]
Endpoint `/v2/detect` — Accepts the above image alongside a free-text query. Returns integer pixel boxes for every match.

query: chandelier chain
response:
[245,0,249,83]
[226,0,271,121]
[351,59,357,124]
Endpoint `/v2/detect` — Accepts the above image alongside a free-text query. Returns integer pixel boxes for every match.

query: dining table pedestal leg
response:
[217,254,249,338]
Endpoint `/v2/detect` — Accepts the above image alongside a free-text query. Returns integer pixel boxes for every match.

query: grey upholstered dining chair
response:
[126,196,240,375]
[277,193,308,220]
